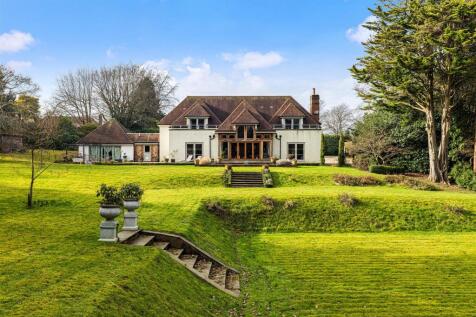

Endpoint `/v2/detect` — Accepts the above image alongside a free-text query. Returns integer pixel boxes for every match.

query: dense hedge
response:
[369,165,405,175]
[324,135,339,155]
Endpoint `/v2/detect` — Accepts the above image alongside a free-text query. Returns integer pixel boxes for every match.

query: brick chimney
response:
[310,88,320,123]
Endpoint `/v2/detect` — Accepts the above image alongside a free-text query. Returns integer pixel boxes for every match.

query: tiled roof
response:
[160,96,317,130]
[232,109,259,124]
[274,99,307,117]
[77,119,131,144]
[76,119,160,144]
[127,133,160,143]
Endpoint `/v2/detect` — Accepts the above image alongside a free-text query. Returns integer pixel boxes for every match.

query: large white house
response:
[159,90,322,163]
[76,90,323,164]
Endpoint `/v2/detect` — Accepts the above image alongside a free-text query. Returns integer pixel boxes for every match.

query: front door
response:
[144,145,151,162]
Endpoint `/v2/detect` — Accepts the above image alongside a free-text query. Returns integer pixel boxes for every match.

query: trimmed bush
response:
[320,134,325,165]
[223,169,232,187]
[338,193,359,208]
[384,175,438,191]
[333,174,382,186]
[324,134,339,155]
[369,165,405,175]
[450,162,476,191]
[337,134,345,167]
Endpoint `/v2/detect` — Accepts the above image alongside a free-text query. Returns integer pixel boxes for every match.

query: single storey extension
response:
[76,119,160,162]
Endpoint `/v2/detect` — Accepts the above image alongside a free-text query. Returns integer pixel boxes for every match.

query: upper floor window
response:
[283,118,301,129]
[190,118,205,129]
[236,125,255,139]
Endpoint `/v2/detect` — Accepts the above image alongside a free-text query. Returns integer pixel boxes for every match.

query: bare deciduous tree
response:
[51,68,97,125]
[94,64,176,129]
[0,64,38,132]
[24,111,59,208]
[321,103,355,135]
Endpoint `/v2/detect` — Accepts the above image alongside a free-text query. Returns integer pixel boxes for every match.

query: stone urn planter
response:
[120,183,144,231]
[98,205,121,242]
[122,200,140,231]
[97,184,122,242]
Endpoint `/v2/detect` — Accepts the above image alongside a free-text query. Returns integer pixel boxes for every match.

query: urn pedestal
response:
[123,200,140,231]
[99,206,121,242]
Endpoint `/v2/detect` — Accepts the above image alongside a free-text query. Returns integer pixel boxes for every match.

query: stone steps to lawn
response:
[118,230,240,297]
[231,172,263,188]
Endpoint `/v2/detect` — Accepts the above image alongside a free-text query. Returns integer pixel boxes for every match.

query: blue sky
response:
[0,0,376,110]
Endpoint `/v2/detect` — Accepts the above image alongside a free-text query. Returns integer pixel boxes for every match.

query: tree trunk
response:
[425,109,443,183]
[438,103,451,183]
[28,149,35,208]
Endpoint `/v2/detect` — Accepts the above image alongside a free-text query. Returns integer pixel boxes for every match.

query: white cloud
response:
[173,61,271,100]
[142,59,170,72]
[346,16,376,43]
[0,30,34,53]
[222,51,284,70]
[181,56,193,65]
[316,76,362,110]
[6,60,32,71]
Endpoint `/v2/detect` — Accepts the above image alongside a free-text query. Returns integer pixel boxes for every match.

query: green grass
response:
[238,232,476,316]
[0,154,475,316]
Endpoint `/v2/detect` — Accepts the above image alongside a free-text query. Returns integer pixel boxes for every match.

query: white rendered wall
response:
[121,145,134,161]
[273,129,322,163]
[159,125,170,162]
[167,129,217,161]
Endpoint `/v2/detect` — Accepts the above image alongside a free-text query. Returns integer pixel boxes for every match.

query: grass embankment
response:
[238,232,476,316]
[0,156,475,316]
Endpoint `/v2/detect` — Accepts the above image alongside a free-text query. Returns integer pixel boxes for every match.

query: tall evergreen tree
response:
[338,134,345,167]
[320,133,326,165]
[351,0,476,183]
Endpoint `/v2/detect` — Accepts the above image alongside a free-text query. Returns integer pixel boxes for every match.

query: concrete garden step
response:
[225,271,240,292]
[194,258,213,278]
[128,234,155,246]
[209,264,227,286]
[167,248,184,258]
[120,230,240,297]
[117,230,140,243]
[179,254,199,269]
[153,241,170,250]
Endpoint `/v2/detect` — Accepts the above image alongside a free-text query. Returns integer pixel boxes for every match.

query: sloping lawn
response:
[238,232,476,316]
[0,157,475,316]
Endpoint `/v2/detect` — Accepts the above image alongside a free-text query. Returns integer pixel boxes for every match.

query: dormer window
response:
[188,118,207,129]
[282,118,302,129]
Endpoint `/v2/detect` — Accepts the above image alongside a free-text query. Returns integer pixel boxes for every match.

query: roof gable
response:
[232,108,259,124]
[274,99,306,117]
[77,119,131,144]
[183,101,212,117]
[217,99,273,131]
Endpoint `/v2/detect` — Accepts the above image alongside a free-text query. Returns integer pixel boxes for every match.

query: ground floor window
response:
[186,143,203,159]
[220,141,271,160]
[288,143,304,160]
[90,145,121,161]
